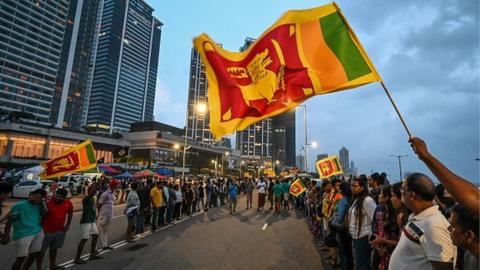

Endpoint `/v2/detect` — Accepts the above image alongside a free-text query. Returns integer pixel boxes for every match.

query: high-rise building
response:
[339,146,350,171]
[317,153,328,161]
[296,154,305,171]
[272,109,295,166]
[186,47,212,144]
[235,37,273,160]
[82,0,162,132]
[0,0,99,129]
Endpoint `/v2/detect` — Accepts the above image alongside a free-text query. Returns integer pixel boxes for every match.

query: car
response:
[13,180,55,198]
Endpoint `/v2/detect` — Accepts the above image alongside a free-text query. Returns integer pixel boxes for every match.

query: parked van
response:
[58,175,91,195]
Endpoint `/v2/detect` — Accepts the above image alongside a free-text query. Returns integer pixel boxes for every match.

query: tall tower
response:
[186,48,212,144]
[82,0,162,132]
[235,37,272,160]
[339,146,350,171]
[0,0,99,129]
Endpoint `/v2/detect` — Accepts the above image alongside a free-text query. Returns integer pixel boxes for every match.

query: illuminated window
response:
[11,135,45,158]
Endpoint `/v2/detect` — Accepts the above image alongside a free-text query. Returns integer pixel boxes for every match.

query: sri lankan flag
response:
[41,140,97,178]
[290,178,307,197]
[194,2,382,139]
[316,156,343,179]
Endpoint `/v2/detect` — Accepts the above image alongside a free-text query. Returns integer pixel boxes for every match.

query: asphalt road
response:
[0,193,331,270]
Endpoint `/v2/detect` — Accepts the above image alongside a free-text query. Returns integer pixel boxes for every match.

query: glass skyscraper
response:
[0,0,99,129]
[82,0,162,132]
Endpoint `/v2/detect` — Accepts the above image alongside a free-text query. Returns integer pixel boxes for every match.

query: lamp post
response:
[182,102,207,178]
[274,160,280,175]
[223,151,230,176]
[391,154,408,181]
[211,159,218,178]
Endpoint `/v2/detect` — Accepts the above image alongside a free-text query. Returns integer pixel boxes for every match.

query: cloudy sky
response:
[150,1,479,184]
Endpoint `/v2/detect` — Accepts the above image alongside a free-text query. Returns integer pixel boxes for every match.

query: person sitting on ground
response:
[389,173,456,270]
[37,188,73,270]
[449,204,479,270]
[409,137,479,213]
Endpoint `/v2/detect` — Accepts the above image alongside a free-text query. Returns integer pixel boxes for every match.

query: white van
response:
[58,175,91,195]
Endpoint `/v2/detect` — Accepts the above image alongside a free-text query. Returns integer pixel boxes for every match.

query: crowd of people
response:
[298,137,479,270]
[0,137,478,270]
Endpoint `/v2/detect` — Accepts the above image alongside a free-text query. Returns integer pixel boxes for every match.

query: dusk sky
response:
[149,1,479,184]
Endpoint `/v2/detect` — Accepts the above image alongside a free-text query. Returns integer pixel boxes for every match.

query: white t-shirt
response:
[389,206,456,270]
[257,181,266,194]
[348,196,376,239]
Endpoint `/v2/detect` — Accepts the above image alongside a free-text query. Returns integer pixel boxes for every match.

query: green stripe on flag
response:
[85,143,96,164]
[320,12,371,81]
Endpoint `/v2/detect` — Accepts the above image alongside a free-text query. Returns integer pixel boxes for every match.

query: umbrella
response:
[134,169,154,178]
[113,171,133,178]
[157,168,174,176]
[154,173,166,179]
[98,165,121,174]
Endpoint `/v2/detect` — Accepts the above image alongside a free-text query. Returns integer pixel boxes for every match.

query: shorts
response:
[15,231,44,257]
[81,223,98,239]
[42,231,66,251]
[283,193,289,201]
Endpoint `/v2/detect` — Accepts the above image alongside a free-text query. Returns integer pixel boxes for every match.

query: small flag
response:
[41,140,97,178]
[316,156,343,179]
[290,178,307,197]
[193,2,381,139]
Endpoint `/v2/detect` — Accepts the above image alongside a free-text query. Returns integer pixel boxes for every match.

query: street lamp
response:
[240,160,245,177]
[302,140,317,172]
[211,159,218,178]
[182,102,207,178]
[391,154,408,181]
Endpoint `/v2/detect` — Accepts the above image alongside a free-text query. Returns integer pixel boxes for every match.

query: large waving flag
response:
[41,140,97,178]
[194,2,382,139]
[316,156,343,179]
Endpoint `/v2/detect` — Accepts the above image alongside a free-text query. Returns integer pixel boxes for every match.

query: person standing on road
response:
[174,185,183,221]
[97,180,119,250]
[1,189,47,270]
[245,179,254,209]
[74,185,102,264]
[125,182,140,242]
[0,182,13,225]
[257,178,267,211]
[37,188,73,270]
[282,179,291,211]
[228,180,239,215]
[389,173,456,270]
[273,180,283,215]
[198,180,205,211]
[267,178,274,210]
[166,183,176,223]
[150,182,163,231]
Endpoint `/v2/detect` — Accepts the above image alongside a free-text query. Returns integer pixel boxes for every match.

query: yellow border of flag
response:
[316,155,343,179]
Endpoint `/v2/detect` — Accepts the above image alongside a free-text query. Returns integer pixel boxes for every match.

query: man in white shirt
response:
[390,173,456,270]
[256,178,267,211]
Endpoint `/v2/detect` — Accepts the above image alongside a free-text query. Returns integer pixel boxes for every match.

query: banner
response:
[290,178,307,197]
[193,2,381,139]
[41,140,97,178]
[316,156,343,179]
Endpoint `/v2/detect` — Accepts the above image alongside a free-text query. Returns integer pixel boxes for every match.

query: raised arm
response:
[409,137,479,213]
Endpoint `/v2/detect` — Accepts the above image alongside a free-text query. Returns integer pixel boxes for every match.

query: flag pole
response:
[380,82,413,138]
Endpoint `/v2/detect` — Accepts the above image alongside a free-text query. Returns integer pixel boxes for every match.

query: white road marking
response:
[55,210,206,268]
[262,223,268,230]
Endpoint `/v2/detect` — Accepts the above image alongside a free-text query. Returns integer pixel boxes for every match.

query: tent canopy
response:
[113,171,133,178]
[157,168,174,176]
[98,165,121,174]
[134,169,154,178]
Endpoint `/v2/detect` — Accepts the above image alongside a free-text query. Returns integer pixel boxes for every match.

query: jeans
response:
[135,212,145,234]
[151,207,160,229]
[159,206,166,225]
[198,197,205,210]
[166,205,174,222]
[353,236,371,270]
[337,231,354,270]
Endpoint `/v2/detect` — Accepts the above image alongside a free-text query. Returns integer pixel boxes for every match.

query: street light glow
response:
[275,160,280,164]
[196,102,207,114]
[173,144,180,150]
[225,151,230,156]
[311,141,318,148]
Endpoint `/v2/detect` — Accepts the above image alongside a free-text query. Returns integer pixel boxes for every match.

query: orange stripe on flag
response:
[300,19,348,91]
[78,147,89,167]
